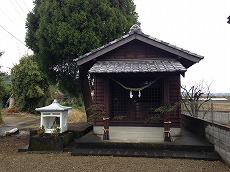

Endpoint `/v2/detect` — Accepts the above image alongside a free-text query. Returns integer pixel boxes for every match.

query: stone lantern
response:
[35,99,72,133]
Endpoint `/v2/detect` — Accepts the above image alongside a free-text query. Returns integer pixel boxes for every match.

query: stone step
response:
[64,128,218,160]
[93,126,181,139]
[65,141,214,152]
[70,148,220,161]
[109,131,164,140]
[65,131,215,152]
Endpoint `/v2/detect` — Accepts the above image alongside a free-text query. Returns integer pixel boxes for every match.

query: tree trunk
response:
[191,102,195,116]
[79,67,93,120]
[194,103,199,117]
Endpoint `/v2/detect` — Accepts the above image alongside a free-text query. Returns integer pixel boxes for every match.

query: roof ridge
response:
[98,58,178,62]
[76,24,204,66]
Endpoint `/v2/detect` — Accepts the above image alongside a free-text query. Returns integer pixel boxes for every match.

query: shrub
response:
[0,108,3,125]
[11,55,50,113]
[5,106,20,113]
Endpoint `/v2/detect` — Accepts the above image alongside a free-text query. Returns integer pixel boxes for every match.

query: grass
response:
[68,107,87,123]
[182,101,230,112]
[0,108,3,125]
[1,107,87,123]
[199,101,230,112]
[212,102,230,111]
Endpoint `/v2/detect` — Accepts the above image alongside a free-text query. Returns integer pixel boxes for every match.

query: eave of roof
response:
[89,59,186,74]
[35,99,72,112]
[75,24,204,67]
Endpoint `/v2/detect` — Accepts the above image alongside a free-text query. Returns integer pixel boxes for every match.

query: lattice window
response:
[111,78,162,121]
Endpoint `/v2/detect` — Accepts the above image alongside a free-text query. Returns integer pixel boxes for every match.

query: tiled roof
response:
[76,24,203,66]
[89,59,186,74]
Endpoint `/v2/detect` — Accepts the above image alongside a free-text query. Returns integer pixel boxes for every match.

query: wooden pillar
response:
[104,77,110,118]
[163,77,172,142]
[164,121,171,142]
[103,117,110,140]
[163,77,169,104]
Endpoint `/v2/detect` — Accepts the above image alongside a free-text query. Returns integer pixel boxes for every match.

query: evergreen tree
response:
[0,51,6,106]
[0,51,5,123]
[25,0,138,118]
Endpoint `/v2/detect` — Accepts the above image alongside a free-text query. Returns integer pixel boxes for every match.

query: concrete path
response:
[0,115,40,137]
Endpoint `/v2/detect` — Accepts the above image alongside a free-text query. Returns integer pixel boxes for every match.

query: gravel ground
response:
[0,130,229,172]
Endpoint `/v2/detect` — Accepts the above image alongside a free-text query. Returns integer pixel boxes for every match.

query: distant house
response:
[199,98,228,101]
[76,25,203,137]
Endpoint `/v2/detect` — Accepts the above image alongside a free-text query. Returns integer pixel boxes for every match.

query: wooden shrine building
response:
[76,25,203,138]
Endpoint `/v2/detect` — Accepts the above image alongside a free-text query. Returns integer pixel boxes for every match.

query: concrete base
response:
[28,131,76,151]
[93,126,182,142]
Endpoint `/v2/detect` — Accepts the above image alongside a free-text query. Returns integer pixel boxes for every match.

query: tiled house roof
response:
[76,24,203,67]
[89,59,186,74]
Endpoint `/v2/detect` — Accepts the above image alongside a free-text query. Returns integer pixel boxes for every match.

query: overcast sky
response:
[0,0,230,93]
[0,0,33,72]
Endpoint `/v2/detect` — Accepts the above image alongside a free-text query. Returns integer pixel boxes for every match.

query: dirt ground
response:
[0,113,229,172]
[0,130,229,172]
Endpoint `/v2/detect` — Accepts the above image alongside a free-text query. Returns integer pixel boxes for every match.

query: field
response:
[211,101,230,112]
[181,100,230,126]
[181,100,230,112]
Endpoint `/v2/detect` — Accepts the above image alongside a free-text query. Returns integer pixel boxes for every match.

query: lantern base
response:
[28,131,76,151]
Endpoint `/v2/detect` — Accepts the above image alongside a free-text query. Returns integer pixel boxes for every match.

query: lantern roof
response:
[35,99,72,112]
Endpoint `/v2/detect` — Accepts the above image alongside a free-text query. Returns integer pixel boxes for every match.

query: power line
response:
[22,0,31,12]
[0,7,24,33]
[0,24,26,46]
[9,0,25,21]
[14,0,27,15]
[0,8,15,25]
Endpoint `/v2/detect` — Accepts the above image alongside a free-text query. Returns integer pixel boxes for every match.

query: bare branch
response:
[181,80,212,117]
